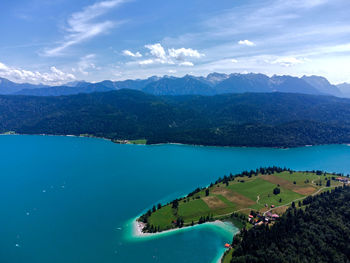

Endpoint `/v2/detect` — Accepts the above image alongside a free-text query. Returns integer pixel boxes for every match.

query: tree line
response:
[2,90,350,147]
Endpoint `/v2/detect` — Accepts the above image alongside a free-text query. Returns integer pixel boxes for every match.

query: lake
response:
[1,135,350,263]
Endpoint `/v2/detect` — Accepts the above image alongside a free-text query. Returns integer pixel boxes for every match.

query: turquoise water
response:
[1,135,350,263]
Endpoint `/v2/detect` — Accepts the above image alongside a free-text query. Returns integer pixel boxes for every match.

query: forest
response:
[230,185,350,263]
[1,90,350,147]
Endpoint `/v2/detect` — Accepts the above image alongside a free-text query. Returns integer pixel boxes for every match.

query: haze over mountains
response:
[1,73,349,97]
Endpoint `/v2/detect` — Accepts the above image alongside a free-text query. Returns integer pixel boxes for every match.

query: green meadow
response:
[143,170,346,231]
[129,139,147,145]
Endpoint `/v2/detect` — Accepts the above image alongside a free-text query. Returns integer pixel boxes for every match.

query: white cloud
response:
[231,59,238,63]
[134,43,204,66]
[168,48,204,60]
[139,59,155,65]
[0,62,8,71]
[145,43,168,62]
[270,56,306,67]
[238,40,256,46]
[44,0,126,56]
[75,54,97,75]
[122,50,142,57]
[179,61,194,67]
[0,61,75,84]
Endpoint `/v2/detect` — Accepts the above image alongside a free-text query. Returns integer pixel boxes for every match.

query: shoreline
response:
[129,217,237,240]
[1,132,350,150]
[129,218,237,263]
[132,219,190,238]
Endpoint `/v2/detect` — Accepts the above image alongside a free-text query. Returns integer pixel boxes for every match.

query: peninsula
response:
[138,167,348,234]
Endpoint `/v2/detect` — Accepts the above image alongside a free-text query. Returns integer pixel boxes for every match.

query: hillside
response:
[1,91,350,147]
[14,83,114,96]
[138,167,347,233]
[143,75,215,95]
[0,77,46,94]
[302,75,342,97]
[337,83,350,98]
[227,185,350,263]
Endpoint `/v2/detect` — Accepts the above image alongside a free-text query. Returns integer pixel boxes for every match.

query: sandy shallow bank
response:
[129,219,235,263]
[131,218,235,238]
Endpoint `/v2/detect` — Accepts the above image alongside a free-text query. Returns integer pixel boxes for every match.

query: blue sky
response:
[0,0,350,85]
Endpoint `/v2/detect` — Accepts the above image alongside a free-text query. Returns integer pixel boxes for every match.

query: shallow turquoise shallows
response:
[1,135,350,263]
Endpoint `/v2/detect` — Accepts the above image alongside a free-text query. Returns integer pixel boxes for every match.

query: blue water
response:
[1,135,350,263]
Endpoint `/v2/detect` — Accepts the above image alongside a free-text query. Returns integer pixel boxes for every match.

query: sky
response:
[0,0,350,85]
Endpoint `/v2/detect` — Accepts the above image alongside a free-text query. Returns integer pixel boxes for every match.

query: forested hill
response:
[1,90,350,147]
[230,185,350,263]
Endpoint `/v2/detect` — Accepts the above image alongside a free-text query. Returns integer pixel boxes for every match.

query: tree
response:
[250,210,257,217]
[157,203,162,210]
[273,187,280,195]
[326,180,331,187]
[176,217,184,228]
[205,188,210,196]
[172,199,179,209]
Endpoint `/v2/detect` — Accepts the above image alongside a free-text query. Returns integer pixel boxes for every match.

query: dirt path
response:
[256,195,260,204]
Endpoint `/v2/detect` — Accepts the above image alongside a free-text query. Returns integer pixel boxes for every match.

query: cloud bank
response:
[0,61,75,84]
[125,43,204,67]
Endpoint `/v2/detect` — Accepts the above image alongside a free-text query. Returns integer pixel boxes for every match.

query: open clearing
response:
[212,187,255,208]
[144,170,347,231]
[203,196,227,209]
[260,174,317,195]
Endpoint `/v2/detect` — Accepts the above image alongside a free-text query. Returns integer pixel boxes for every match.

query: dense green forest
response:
[1,90,350,147]
[229,185,350,263]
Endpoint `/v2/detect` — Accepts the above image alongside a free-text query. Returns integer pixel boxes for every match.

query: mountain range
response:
[0,73,348,97]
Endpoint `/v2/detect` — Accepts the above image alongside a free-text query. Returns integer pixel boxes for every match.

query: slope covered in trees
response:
[229,185,350,263]
[1,90,350,147]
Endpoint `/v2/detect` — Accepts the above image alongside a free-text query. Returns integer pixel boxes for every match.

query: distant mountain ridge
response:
[0,77,46,94]
[14,84,115,96]
[0,73,348,97]
[337,83,350,98]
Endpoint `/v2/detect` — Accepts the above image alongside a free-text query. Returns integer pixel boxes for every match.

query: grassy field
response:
[148,206,176,230]
[143,170,346,232]
[222,249,234,263]
[129,139,147,144]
